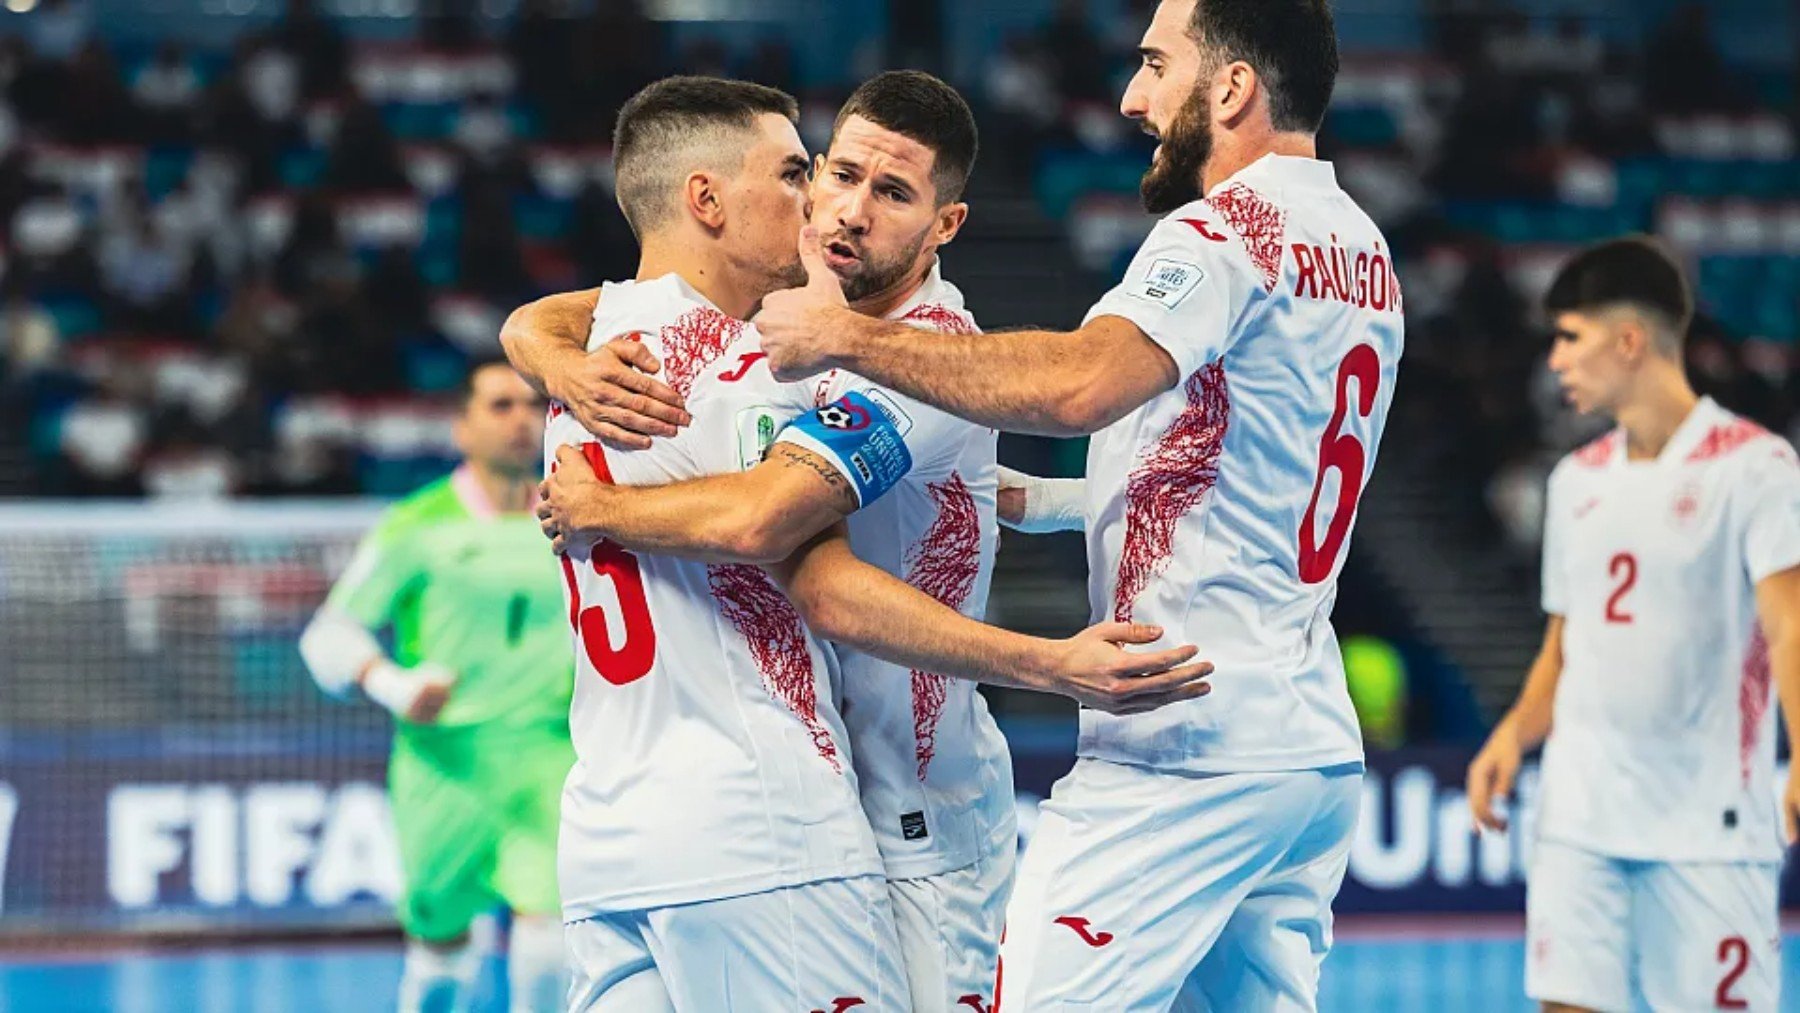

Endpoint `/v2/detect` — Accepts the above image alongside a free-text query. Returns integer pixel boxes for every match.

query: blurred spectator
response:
[324,97,408,193]
[456,180,529,303]
[271,0,349,104]
[569,0,668,142]
[743,39,798,94]
[1644,4,1736,115]
[131,43,202,144]
[24,0,92,63]
[274,193,358,296]
[453,91,515,168]
[0,283,60,381]
[59,41,132,144]
[1043,0,1110,105]
[98,205,193,334]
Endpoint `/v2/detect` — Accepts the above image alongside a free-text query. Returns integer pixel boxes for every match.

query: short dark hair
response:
[1187,0,1338,134]
[612,76,800,238]
[830,70,979,204]
[459,354,515,410]
[1545,235,1695,341]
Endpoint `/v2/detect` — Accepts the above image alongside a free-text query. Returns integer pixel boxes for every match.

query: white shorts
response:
[889,841,1016,1013]
[563,875,909,1012]
[1526,839,1780,1012]
[999,758,1359,1012]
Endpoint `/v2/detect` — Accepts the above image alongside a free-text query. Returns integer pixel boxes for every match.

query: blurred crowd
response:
[0,0,1794,520]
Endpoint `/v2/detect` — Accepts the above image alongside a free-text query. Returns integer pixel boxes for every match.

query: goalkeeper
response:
[300,358,573,1013]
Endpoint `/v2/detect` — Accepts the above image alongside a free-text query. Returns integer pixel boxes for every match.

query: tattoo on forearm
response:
[771,446,858,512]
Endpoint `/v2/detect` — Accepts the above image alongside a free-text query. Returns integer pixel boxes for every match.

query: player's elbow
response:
[1049,378,1125,436]
[788,584,858,645]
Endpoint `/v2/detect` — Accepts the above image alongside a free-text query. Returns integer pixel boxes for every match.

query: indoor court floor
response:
[4,924,1798,1012]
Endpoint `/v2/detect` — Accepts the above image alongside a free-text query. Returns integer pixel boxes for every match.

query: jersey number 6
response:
[1299,344,1381,585]
[558,443,657,685]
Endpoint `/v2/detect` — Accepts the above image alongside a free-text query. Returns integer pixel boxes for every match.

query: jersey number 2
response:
[1298,344,1381,585]
[558,444,657,685]
[1605,552,1637,624]
[1716,936,1750,1009]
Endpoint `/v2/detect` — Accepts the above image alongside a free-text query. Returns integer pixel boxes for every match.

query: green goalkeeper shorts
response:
[388,719,574,942]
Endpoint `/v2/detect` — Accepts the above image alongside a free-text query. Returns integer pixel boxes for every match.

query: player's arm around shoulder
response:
[499,286,691,450]
[754,229,1182,437]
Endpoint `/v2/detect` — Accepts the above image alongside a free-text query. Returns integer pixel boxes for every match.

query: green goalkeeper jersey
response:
[327,467,572,729]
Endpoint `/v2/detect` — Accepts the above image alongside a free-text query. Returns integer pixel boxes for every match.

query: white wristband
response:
[361,659,456,718]
[998,466,1086,534]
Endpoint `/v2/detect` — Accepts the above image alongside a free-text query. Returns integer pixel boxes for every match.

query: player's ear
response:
[1612,312,1647,363]
[933,201,969,248]
[1217,59,1258,127]
[684,170,727,231]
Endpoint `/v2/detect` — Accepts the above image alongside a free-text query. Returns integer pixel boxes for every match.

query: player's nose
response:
[1120,71,1151,119]
[837,190,871,231]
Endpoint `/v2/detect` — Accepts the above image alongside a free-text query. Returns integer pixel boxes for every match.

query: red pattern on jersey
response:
[1740,624,1771,787]
[1686,418,1769,462]
[813,368,841,408]
[1203,183,1288,293]
[900,302,980,336]
[708,564,841,772]
[1113,362,1231,622]
[1572,430,1620,468]
[901,473,983,780]
[661,307,745,400]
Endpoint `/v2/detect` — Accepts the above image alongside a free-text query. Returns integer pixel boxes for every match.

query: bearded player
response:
[511,71,1017,1013]
[742,0,1402,1005]
[299,359,571,1013]
[1466,237,1800,1012]
[534,75,1209,1011]
[508,70,1050,1011]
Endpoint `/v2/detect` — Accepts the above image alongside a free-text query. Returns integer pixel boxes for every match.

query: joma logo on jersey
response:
[1054,915,1114,947]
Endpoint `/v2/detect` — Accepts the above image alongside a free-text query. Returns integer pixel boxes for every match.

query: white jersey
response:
[1537,397,1800,863]
[833,265,1013,881]
[550,273,988,917]
[1076,154,1405,773]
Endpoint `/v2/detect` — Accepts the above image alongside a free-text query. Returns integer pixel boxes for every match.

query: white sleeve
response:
[298,606,387,698]
[1740,442,1800,582]
[1082,212,1260,378]
[1540,465,1570,616]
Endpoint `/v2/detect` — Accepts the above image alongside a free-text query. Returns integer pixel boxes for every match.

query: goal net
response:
[0,501,404,935]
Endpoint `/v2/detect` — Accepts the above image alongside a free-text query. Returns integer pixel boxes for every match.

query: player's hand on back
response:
[1041,621,1215,715]
[550,337,690,450]
[755,226,859,381]
[538,445,607,555]
[1466,728,1522,833]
